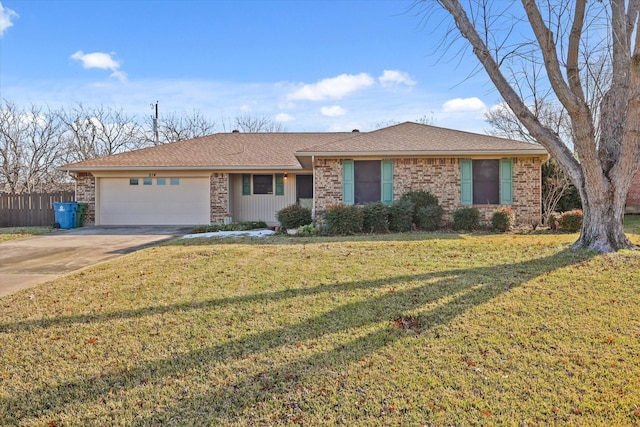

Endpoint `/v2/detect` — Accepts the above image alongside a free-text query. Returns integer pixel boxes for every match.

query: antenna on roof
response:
[151,101,159,144]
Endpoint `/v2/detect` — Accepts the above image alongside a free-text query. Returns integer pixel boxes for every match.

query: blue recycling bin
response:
[53,202,78,229]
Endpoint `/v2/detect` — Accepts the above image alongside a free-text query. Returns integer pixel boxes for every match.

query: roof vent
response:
[232,129,240,133]
[352,129,360,132]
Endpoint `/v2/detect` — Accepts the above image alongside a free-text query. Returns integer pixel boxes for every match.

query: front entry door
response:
[296,175,313,210]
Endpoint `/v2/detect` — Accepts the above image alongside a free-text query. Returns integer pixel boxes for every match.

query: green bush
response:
[276,204,312,230]
[388,199,414,232]
[491,207,514,232]
[298,224,320,236]
[453,207,480,231]
[400,190,440,225]
[401,190,439,208]
[362,202,389,233]
[324,204,363,235]
[546,212,561,230]
[416,204,444,231]
[559,209,583,232]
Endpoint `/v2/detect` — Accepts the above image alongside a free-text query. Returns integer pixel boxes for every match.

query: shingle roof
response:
[298,122,547,155]
[62,132,354,171]
[61,122,547,171]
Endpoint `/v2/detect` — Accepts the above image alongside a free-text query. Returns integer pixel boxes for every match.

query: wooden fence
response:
[0,192,75,227]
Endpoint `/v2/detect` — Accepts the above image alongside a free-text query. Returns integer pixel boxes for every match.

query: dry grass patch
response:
[0,226,53,242]
[1,230,639,426]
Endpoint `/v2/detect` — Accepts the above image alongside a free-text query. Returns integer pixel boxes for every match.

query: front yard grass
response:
[0,226,53,242]
[0,228,639,426]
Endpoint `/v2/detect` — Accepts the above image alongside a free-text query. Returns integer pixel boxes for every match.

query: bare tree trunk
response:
[432,0,639,252]
[577,183,633,252]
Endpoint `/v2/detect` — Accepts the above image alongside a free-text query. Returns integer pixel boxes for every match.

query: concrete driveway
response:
[0,226,189,297]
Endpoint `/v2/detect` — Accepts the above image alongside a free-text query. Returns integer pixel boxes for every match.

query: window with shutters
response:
[460,159,513,205]
[253,175,273,195]
[343,159,394,205]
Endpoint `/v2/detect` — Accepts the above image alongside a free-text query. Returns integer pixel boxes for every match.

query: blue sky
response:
[0,0,500,133]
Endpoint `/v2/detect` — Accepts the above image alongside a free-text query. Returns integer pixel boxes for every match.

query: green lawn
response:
[1,227,639,426]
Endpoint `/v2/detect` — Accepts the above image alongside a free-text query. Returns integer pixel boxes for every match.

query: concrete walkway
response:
[0,226,189,297]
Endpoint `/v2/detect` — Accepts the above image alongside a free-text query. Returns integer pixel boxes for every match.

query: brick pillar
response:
[210,173,229,223]
[75,172,95,224]
[313,158,343,224]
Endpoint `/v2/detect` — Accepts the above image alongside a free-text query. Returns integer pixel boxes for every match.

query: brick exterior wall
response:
[627,167,640,213]
[313,156,544,227]
[210,173,230,223]
[313,158,344,217]
[393,158,459,221]
[511,157,543,226]
[75,172,95,224]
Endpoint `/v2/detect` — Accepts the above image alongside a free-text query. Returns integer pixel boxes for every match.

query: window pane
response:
[473,160,499,204]
[170,178,180,185]
[143,177,152,185]
[253,175,273,194]
[354,160,381,204]
[129,178,139,186]
[157,178,166,185]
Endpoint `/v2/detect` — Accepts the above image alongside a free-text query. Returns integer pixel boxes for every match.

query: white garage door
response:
[99,177,210,225]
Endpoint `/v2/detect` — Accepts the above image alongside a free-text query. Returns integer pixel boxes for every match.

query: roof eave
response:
[59,165,305,172]
[295,149,548,157]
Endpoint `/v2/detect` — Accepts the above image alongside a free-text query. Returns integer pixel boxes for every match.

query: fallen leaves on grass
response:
[391,316,422,334]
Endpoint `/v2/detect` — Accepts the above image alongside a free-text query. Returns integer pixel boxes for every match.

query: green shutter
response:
[275,174,284,196]
[342,160,354,205]
[242,174,251,195]
[460,159,473,205]
[381,159,394,205]
[500,159,513,205]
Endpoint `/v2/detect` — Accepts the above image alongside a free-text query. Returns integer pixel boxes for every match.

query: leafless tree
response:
[0,100,68,193]
[144,110,217,145]
[374,113,436,129]
[59,104,145,162]
[486,101,576,219]
[416,0,640,252]
[223,114,285,133]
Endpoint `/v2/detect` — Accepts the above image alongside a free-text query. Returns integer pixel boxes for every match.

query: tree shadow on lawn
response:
[1,248,593,424]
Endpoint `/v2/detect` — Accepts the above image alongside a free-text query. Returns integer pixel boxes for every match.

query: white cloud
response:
[442,97,487,113]
[378,70,416,88]
[287,73,374,101]
[0,2,18,37]
[275,113,294,122]
[320,105,347,117]
[70,50,127,82]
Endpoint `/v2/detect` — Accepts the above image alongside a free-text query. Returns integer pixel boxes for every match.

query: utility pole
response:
[151,101,159,144]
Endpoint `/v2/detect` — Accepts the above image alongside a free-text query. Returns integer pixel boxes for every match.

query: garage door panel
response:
[99,178,210,225]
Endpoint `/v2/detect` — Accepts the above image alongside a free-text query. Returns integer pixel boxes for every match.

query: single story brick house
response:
[60,122,549,227]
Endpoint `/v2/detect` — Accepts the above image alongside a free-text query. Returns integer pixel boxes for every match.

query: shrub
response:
[400,190,440,224]
[453,207,480,231]
[388,199,414,232]
[546,212,561,230]
[324,204,363,235]
[416,204,444,231]
[491,206,514,232]
[298,224,320,236]
[362,202,389,233]
[276,204,312,230]
[559,209,583,232]
[401,190,439,208]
